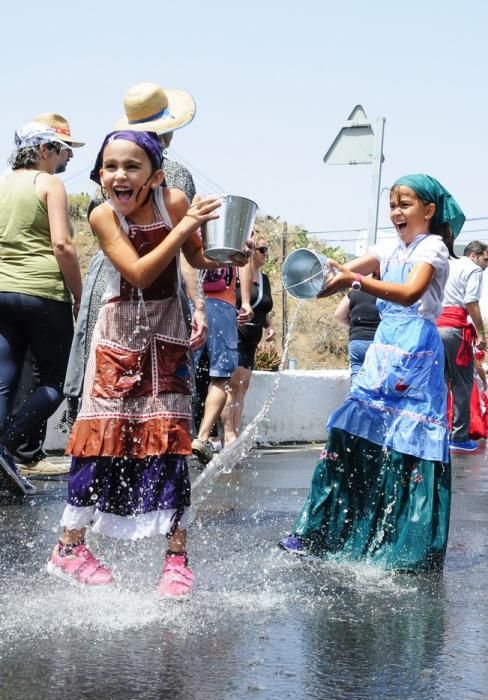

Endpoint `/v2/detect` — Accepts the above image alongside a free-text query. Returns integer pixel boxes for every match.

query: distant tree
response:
[68,193,90,220]
[289,225,347,263]
[289,226,309,250]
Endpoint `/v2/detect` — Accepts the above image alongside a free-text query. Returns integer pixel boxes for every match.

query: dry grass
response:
[73,222,99,277]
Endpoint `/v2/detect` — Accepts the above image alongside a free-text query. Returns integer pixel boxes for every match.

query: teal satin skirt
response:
[293,428,451,572]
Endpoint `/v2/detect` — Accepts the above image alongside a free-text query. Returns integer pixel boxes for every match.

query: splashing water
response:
[189,302,303,520]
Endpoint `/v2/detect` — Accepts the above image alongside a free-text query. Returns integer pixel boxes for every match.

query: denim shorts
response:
[194,299,238,378]
[349,338,374,380]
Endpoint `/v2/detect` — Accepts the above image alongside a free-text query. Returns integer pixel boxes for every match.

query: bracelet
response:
[351,274,362,291]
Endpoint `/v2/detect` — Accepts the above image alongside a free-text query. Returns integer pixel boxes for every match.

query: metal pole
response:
[366,117,386,248]
[281,221,288,350]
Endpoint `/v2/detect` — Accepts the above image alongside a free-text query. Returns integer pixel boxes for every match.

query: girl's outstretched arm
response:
[90,195,220,289]
[322,259,435,307]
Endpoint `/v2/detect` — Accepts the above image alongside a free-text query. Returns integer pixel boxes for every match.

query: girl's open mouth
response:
[113,187,133,202]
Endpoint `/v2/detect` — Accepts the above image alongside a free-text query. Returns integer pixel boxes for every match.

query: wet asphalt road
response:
[0,444,487,700]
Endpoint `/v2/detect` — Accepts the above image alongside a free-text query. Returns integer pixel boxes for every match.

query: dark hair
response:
[430,221,457,258]
[463,240,487,257]
[8,146,40,170]
[414,194,457,258]
[8,141,60,170]
[87,187,108,220]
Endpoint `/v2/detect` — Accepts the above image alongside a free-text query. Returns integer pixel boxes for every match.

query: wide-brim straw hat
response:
[114,82,196,135]
[32,113,85,147]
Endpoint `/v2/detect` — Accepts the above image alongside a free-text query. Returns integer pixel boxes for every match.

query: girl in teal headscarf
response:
[280,174,464,572]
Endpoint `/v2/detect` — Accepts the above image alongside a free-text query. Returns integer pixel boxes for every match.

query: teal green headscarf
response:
[392,174,465,238]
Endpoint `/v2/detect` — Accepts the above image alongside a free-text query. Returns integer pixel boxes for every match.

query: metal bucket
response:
[202,194,258,264]
[282,248,335,299]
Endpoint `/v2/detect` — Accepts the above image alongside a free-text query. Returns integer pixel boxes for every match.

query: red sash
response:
[436,306,476,367]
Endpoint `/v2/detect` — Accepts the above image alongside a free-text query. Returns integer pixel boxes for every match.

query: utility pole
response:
[366,116,386,248]
[281,221,288,350]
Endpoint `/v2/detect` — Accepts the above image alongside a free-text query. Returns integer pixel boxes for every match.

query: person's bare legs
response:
[221,367,252,444]
[231,367,252,435]
[221,370,239,445]
[59,526,186,551]
[59,527,86,545]
[167,527,187,553]
[197,378,229,442]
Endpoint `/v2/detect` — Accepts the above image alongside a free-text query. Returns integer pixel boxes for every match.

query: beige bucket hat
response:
[115,82,196,134]
[32,113,85,147]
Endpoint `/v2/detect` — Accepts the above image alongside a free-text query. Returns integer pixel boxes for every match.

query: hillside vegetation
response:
[69,195,349,370]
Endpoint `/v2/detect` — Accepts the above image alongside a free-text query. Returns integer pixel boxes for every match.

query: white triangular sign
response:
[323,104,374,165]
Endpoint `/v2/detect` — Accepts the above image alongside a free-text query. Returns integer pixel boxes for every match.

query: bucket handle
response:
[279,268,325,294]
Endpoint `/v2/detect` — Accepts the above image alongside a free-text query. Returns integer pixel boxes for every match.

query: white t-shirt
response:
[370,234,449,321]
[441,256,484,308]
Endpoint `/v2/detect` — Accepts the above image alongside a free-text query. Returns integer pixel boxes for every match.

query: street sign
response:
[323,105,386,247]
[323,105,374,165]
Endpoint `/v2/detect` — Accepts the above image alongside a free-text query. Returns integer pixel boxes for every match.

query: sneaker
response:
[449,440,479,452]
[158,554,193,598]
[47,544,114,586]
[19,458,70,478]
[209,438,223,453]
[278,534,307,555]
[0,445,37,497]
[191,438,214,465]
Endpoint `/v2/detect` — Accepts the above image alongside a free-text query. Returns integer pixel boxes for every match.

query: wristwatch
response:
[351,274,362,291]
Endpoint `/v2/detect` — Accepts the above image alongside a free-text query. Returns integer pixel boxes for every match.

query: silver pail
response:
[282,248,335,299]
[202,194,258,264]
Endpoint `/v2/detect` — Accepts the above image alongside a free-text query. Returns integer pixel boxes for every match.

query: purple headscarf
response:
[90,130,163,185]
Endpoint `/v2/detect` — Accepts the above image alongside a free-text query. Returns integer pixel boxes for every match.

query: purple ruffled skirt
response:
[60,455,191,540]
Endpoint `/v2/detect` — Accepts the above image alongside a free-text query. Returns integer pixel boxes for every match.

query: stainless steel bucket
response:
[282,248,335,299]
[202,194,258,264]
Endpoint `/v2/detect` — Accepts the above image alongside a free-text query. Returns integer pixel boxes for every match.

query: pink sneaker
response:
[158,554,193,598]
[47,544,114,586]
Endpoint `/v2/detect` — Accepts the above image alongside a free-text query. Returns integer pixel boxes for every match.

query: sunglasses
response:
[257,246,269,254]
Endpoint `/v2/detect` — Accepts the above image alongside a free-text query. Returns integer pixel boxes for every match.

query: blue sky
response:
[1,0,487,252]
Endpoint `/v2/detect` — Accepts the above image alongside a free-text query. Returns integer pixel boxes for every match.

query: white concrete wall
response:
[240,369,350,443]
[45,369,351,451]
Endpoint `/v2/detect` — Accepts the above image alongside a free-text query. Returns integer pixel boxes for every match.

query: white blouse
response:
[370,234,449,321]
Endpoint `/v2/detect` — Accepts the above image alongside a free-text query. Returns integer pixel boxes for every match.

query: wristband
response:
[351,274,362,291]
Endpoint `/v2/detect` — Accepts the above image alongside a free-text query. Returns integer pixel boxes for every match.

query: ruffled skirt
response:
[293,428,450,572]
[60,454,191,540]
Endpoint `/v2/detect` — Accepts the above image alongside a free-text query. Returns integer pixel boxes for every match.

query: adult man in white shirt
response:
[436,241,488,452]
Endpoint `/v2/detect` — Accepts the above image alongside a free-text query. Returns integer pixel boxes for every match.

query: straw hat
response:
[32,113,85,147]
[115,82,196,134]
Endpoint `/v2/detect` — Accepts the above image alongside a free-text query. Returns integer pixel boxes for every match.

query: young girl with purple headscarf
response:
[47,130,220,597]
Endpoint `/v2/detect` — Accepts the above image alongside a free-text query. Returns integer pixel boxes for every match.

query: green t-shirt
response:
[0,171,70,302]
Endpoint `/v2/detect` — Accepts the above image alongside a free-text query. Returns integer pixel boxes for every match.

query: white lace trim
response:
[60,504,190,540]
